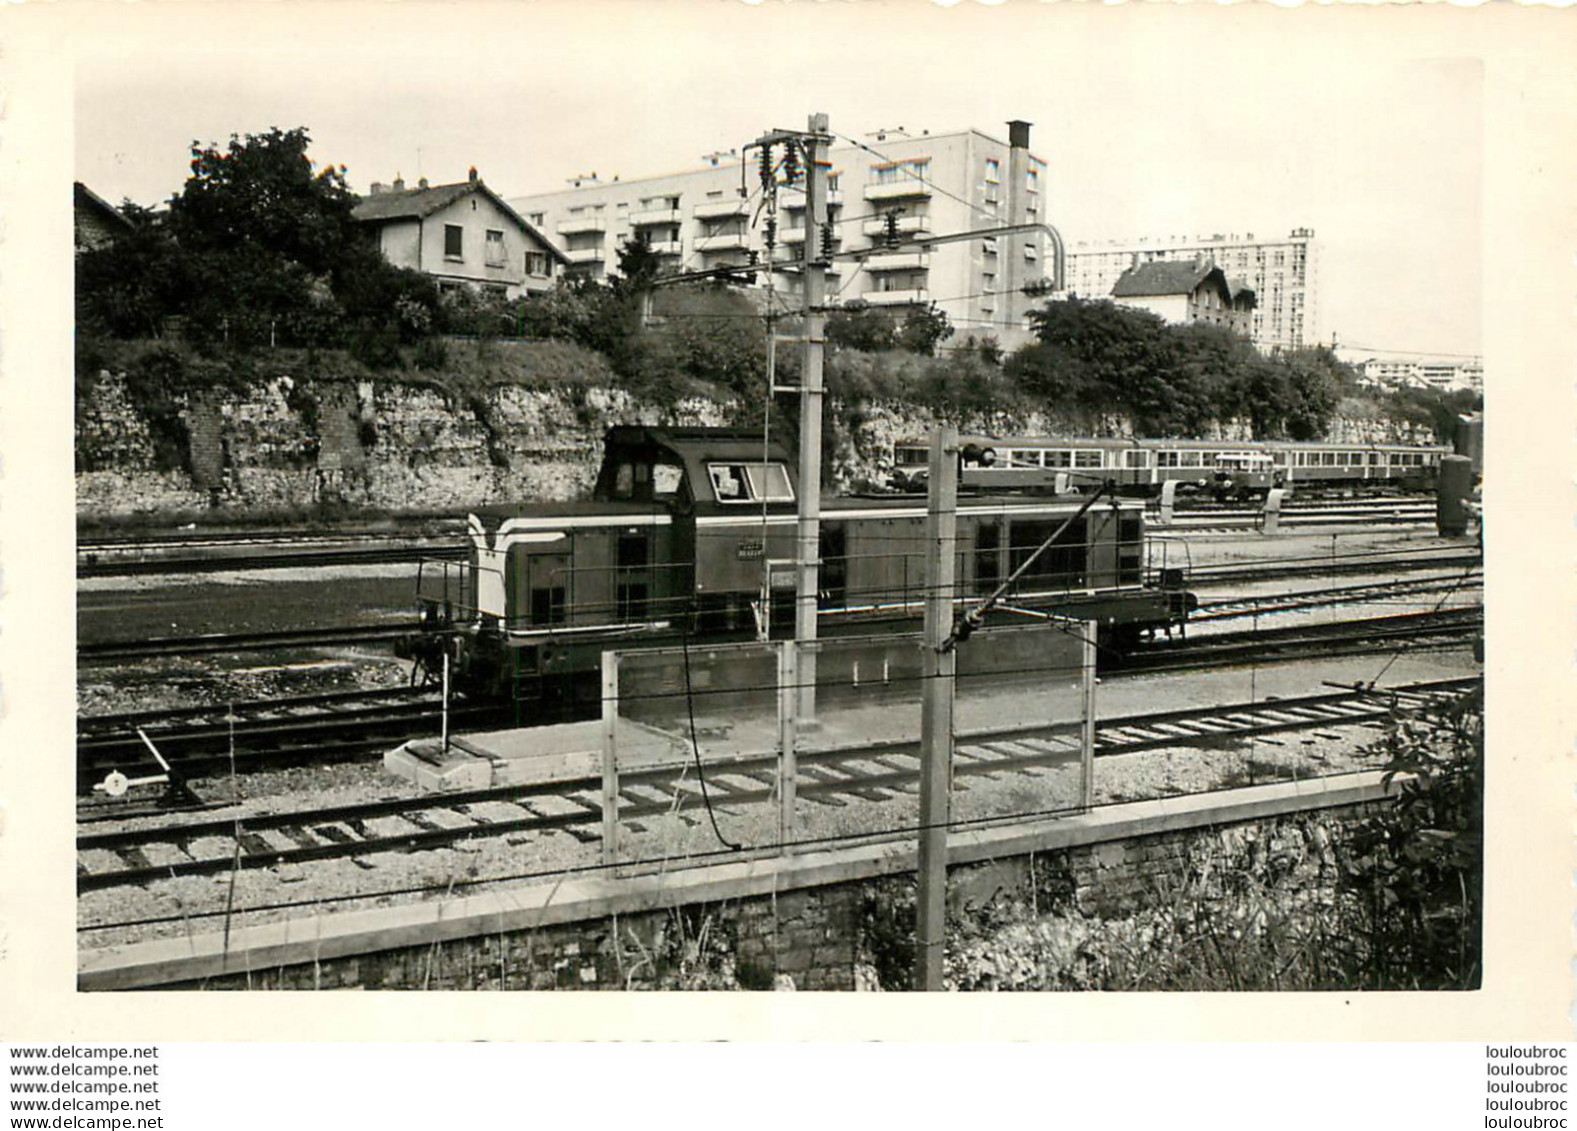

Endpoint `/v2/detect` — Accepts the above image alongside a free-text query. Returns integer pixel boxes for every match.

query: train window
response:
[613,462,636,499]
[707,462,794,503]
[1157,452,1181,468]
[1075,450,1102,468]
[895,445,929,467]
[653,462,684,498]
[1006,449,1040,468]
[1124,450,1151,469]
[745,463,793,501]
[1180,452,1204,468]
[1045,451,1072,468]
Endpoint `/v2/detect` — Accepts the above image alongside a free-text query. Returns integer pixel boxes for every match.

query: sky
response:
[71,1,1488,361]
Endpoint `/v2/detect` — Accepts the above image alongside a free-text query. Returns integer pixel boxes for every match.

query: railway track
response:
[80,623,424,664]
[75,676,1479,893]
[1191,573,1481,622]
[1123,607,1482,671]
[1176,547,1480,587]
[78,541,466,577]
[1149,498,1436,535]
[76,607,1481,789]
[76,688,510,790]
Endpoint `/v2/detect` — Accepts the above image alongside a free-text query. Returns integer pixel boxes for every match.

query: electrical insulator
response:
[764,216,777,249]
[782,141,800,184]
[758,144,774,187]
[820,223,835,259]
[884,211,901,246]
[747,249,760,266]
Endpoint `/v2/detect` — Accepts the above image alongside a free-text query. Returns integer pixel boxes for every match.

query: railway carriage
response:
[893,436,1446,497]
[404,427,1194,708]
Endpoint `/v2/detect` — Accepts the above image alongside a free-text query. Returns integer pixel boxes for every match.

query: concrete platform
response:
[384,717,690,792]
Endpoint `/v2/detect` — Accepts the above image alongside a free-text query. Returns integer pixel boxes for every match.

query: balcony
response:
[694,233,750,252]
[862,215,931,239]
[565,247,606,264]
[862,287,929,307]
[864,252,930,272]
[557,216,606,235]
[629,207,683,227]
[864,179,933,203]
[780,189,845,209]
[693,198,749,220]
[646,240,682,257]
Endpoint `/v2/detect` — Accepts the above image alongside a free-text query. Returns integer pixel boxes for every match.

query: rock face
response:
[74,369,1437,520]
[75,372,737,518]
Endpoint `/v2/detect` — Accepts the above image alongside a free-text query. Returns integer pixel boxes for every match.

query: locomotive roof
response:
[597,425,798,508]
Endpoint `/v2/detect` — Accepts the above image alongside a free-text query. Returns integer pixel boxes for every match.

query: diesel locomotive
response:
[400,426,1196,710]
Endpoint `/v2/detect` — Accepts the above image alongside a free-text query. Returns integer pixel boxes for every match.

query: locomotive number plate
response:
[736,539,764,560]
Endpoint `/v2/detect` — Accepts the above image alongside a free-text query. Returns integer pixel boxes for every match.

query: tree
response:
[826,300,898,352]
[897,302,954,358]
[169,127,357,274]
[612,232,664,293]
[75,202,191,339]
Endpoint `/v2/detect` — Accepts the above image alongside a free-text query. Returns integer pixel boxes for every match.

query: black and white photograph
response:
[1,0,1570,1042]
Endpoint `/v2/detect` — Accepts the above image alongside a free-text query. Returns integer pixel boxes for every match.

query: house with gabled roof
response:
[1111,256,1255,337]
[352,168,567,299]
[74,182,134,253]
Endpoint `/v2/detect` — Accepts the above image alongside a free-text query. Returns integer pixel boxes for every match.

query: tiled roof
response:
[351,181,475,223]
[1110,260,1214,298]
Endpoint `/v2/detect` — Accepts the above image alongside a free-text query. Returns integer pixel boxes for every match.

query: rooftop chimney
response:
[1007,119,1032,150]
[468,166,479,186]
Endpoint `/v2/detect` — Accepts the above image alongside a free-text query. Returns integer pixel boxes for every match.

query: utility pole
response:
[915,424,958,991]
[795,112,830,719]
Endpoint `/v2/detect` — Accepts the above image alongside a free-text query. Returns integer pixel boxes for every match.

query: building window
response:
[985,158,1001,183]
[485,229,507,267]
[528,212,545,226]
[1026,168,1039,194]
[525,251,551,277]
[444,224,464,260]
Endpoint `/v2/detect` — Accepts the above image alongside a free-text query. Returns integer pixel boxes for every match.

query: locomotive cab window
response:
[707,462,794,503]
[653,461,685,499]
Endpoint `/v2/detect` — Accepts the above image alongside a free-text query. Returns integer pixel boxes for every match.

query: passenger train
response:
[890,436,1448,498]
[400,426,1197,709]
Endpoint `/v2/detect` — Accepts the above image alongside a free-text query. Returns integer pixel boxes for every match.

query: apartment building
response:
[1067,229,1319,353]
[510,122,1052,347]
[1358,356,1483,393]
